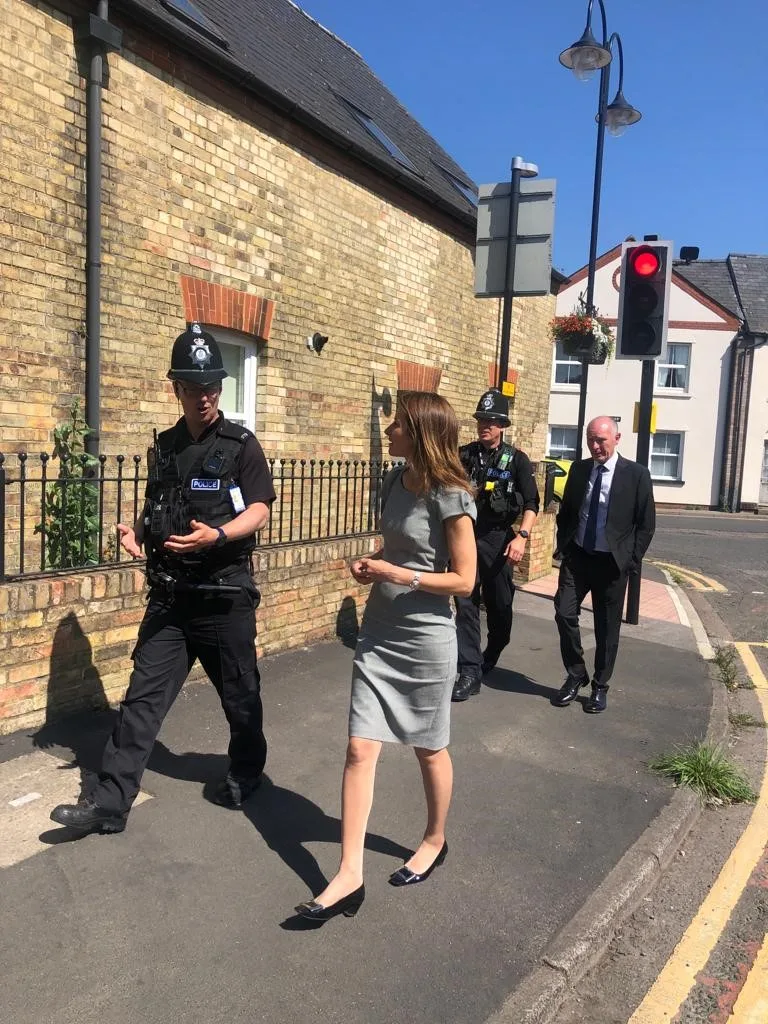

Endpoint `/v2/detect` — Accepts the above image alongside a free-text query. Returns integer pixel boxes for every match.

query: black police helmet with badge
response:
[167,322,228,385]
[473,388,511,428]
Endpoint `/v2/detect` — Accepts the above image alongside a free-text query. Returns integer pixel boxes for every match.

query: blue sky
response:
[299,0,768,276]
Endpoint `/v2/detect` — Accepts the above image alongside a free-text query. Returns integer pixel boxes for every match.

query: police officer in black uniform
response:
[452,388,540,702]
[51,323,276,833]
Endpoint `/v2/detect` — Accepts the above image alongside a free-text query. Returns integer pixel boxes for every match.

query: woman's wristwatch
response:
[408,572,422,591]
[518,529,530,540]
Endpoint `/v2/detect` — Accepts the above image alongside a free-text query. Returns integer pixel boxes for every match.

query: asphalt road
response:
[650,512,768,642]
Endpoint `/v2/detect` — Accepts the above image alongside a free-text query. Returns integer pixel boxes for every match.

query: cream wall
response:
[549,254,737,507]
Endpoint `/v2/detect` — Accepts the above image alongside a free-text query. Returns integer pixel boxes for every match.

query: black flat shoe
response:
[294,884,365,922]
[389,841,448,887]
[451,674,481,702]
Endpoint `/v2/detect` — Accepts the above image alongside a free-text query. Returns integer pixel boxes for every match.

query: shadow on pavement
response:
[482,667,562,702]
[149,743,411,897]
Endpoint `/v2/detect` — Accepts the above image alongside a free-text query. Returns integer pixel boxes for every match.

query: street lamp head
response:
[512,156,539,178]
[602,89,642,136]
[559,25,612,82]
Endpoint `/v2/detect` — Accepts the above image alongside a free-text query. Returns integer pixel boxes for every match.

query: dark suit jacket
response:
[556,454,656,572]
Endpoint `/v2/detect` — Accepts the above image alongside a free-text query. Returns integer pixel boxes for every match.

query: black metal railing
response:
[0,452,397,580]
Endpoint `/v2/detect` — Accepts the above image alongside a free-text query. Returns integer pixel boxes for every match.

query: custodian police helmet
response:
[473,388,511,427]
[167,322,228,384]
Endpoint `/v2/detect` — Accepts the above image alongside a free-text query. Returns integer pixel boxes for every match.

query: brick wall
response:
[0,519,554,735]
[0,0,555,464]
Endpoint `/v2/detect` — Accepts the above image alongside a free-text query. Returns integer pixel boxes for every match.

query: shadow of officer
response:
[32,612,112,800]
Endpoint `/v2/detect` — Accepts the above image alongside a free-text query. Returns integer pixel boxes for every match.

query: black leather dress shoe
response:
[584,687,608,713]
[389,840,448,886]
[295,884,365,921]
[451,673,481,702]
[212,773,263,808]
[552,675,590,707]
[50,799,126,833]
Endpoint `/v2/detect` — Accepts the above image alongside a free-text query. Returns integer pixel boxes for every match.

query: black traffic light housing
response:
[616,240,673,359]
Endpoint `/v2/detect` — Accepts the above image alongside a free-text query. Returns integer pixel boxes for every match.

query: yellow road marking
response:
[650,561,728,592]
[628,644,768,1023]
[730,932,768,1022]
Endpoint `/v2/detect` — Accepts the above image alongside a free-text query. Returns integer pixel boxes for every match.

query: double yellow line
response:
[650,561,728,592]
[628,644,768,1023]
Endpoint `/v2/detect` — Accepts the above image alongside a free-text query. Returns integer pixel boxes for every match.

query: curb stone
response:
[487,586,728,1024]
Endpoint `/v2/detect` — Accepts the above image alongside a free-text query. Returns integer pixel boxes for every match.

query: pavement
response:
[0,570,717,1024]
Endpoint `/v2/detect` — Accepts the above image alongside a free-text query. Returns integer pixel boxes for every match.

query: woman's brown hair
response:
[397,392,472,496]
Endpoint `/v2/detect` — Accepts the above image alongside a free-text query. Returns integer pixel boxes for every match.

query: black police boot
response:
[50,798,127,833]
[451,672,482,702]
[212,772,263,809]
[584,685,608,714]
[551,674,590,707]
[481,648,502,675]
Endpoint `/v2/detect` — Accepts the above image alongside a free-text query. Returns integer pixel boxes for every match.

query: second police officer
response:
[51,323,276,833]
[452,388,540,702]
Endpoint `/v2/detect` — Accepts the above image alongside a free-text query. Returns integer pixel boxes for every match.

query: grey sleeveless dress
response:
[348,466,476,749]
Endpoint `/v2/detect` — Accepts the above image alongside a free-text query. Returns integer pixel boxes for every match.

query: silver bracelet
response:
[408,572,422,591]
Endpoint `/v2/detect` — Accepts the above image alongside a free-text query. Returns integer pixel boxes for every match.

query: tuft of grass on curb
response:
[666,567,688,587]
[729,711,766,728]
[712,642,739,691]
[648,742,757,805]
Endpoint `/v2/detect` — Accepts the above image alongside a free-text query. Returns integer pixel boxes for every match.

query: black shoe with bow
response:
[552,674,590,707]
[50,798,127,833]
[584,686,608,713]
[294,884,365,922]
[451,673,481,702]
[389,841,448,887]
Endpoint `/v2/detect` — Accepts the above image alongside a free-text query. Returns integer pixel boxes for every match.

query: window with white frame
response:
[656,343,691,391]
[547,426,578,460]
[553,339,583,386]
[650,431,684,481]
[207,326,259,431]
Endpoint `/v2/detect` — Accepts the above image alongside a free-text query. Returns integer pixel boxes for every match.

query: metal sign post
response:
[475,163,555,386]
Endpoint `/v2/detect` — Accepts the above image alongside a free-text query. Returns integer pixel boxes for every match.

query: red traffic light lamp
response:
[630,247,661,278]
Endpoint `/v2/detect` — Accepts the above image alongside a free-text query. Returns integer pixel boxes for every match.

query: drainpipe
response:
[718,337,740,511]
[76,3,122,456]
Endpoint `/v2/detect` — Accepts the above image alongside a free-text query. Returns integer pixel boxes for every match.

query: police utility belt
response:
[143,420,254,596]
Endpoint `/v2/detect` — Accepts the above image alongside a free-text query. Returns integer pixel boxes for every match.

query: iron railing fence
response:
[0,452,399,580]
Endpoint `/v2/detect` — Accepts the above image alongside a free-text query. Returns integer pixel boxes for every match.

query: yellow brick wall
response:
[0,0,555,466]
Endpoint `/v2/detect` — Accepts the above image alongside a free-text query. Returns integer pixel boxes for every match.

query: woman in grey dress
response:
[296,393,477,922]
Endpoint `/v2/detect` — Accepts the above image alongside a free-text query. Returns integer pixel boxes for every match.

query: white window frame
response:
[650,430,685,482]
[547,425,579,460]
[206,326,259,432]
[552,339,583,388]
[656,343,691,394]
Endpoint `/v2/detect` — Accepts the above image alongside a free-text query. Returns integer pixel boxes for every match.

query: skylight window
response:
[340,98,418,174]
[436,165,478,207]
[160,0,228,48]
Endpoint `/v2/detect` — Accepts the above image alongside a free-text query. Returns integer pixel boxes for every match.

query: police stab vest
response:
[461,441,523,527]
[144,418,255,581]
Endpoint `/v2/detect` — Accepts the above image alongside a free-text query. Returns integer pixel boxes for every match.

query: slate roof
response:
[676,255,768,336]
[111,0,478,225]
[674,260,740,318]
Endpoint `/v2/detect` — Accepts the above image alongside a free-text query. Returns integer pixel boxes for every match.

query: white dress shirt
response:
[575,451,619,552]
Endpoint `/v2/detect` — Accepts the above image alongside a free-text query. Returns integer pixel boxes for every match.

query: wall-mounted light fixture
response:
[306,332,328,354]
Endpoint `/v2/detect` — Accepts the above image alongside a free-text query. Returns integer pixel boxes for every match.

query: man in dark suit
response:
[552,416,655,713]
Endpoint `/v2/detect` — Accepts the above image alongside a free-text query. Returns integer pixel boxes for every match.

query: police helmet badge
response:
[481,393,494,411]
[189,338,212,369]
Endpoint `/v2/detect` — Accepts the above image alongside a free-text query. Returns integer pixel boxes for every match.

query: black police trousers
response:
[456,526,515,677]
[91,575,267,815]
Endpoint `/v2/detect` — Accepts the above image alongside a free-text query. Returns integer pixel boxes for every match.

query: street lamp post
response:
[559,0,641,457]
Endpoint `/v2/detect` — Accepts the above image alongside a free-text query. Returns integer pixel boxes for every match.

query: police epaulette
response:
[217,421,253,444]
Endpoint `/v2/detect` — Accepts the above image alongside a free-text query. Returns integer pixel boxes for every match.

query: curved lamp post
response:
[559,0,642,456]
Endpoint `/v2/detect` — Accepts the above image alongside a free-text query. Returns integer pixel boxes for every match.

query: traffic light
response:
[616,240,673,359]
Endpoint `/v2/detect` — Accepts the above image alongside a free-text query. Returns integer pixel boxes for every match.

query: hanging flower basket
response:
[550,302,614,366]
